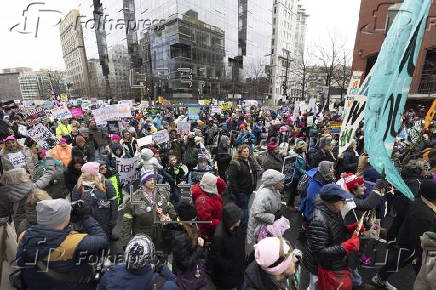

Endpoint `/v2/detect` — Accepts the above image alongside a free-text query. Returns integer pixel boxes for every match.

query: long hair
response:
[76,172,106,193]
[0,168,29,185]
[232,144,250,161]
[26,189,52,207]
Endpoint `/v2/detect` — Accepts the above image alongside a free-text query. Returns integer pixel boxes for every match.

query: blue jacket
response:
[97,263,179,290]
[236,133,256,145]
[299,168,325,220]
[16,217,108,290]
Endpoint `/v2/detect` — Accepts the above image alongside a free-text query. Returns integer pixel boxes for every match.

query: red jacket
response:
[191,180,225,243]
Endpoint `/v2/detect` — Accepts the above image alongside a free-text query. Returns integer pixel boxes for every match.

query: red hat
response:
[239,124,246,129]
[149,147,158,154]
[267,141,278,151]
[341,173,364,192]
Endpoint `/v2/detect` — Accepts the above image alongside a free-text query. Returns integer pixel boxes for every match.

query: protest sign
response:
[8,152,26,168]
[118,121,130,132]
[282,156,297,180]
[22,106,47,125]
[18,124,28,136]
[107,121,119,134]
[92,103,131,125]
[115,156,140,185]
[48,104,72,120]
[177,121,191,135]
[307,116,314,127]
[211,106,222,115]
[424,99,436,129]
[188,107,201,120]
[339,95,366,154]
[153,129,169,145]
[137,135,153,147]
[70,107,84,118]
[220,102,232,111]
[27,123,59,150]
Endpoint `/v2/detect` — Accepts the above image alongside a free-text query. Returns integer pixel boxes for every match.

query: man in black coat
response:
[209,203,245,290]
[372,179,436,290]
[309,135,336,169]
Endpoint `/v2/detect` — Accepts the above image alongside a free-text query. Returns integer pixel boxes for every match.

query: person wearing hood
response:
[16,199,108,290]
[261,141,284,172]
[0,135,36,174]
[106,142,129,174]
[213,134,232,181]
[0,157,56,233]
[64,157,85,194]
[299,161,336,220]
[88,119,107,161]
[304,185,359,290]
[336,141,359,176]
[414,231,436,290]
[245,237,300,290]
[247,169,285,254]
[140,148,163,174]
[72,162,118,239]
[286,139,308,209]
[192,173,225,243]
[121,130,138,157]
[55,119,72,139]
[209,203,246,290]
[120,170,177,251]
[372,179,436,290]
[50,138,73,167]
[97,234,179,290]
[187,154,214,185]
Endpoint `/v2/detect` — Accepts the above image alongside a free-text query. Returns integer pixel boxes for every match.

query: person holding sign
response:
[0,136,36,174]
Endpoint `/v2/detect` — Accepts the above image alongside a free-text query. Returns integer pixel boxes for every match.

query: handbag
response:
[175,259,208,290]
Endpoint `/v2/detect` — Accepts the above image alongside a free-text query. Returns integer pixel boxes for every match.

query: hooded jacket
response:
[192,180,225,243]
[16,217,108,290]
[209,203,246,289]
[140,148,163,173]
[299,168,330,220]
[51,144,73,167]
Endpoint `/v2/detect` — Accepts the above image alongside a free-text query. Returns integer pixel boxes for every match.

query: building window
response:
[273,18,276,25]
[274,7,277,14]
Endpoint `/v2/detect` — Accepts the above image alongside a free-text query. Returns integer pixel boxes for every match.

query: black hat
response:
[176,201,197,221]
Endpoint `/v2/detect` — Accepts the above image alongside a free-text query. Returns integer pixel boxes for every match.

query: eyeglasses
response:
[267,237,292,268]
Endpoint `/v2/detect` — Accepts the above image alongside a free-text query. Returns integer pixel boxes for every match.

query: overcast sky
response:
[0,0,361,71]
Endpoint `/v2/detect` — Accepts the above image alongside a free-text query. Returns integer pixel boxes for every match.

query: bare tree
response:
[244,60,269,99]
[333,52,352,102]
[289,47,314,102]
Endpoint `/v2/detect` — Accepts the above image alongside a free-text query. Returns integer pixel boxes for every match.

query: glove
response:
[345,222,365,235]
[274,209,282,221]
[70,200,90,223]
[341,233,360,253]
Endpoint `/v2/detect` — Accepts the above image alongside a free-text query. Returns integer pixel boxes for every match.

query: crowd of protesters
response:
[0,100,435,290]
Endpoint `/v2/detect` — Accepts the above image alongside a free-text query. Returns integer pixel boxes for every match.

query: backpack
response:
[296,173,311,197]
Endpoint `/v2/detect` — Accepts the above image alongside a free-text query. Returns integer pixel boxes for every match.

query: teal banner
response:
[364,0,432,200]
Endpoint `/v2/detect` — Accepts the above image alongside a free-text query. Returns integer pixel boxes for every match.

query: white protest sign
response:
[176,121,191,135]
[152,129,169,145]
[49,104,72,120]
[115,156,140,185]
[92,103,132,125]
[18,124,28,136]
[339,95,366,154]
[8,152,26,168]
[27,124,59,150]
[307,116,314,126]
[211,106,222,115]
[137,135,153,147]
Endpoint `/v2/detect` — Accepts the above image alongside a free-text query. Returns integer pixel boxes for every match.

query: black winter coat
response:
[245,261,288,290]
[208,203,246,289]
[309,149,335,169]
[261,151,284,172]
[337,150,358,175]
[226,158,258,194]
[304,197,349,275]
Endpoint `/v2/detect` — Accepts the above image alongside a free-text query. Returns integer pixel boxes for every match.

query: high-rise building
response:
[270,0,308,104]
[352,0,436,100]
[18,70,68,100]
[59,9,91,98]
[0,67,31,101]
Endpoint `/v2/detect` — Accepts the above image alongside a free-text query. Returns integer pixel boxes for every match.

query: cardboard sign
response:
[22,106,47,125]
[70,107,84,118]
[188,107,200,120]
[152,129,169,145]
[115,156,140,185]
[92,103,131,125]
[176,121,191,135]
[137,135,153,147]
[211,105,222,115]
[27,124,59,150]
[49,104,72,120]
[8,151,26,168]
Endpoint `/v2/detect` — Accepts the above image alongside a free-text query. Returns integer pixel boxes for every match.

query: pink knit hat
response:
[59,138,67,143]
[111,134,121,140]
[3,135,16,142]
[81,162,100,176]
[254,237,294,276]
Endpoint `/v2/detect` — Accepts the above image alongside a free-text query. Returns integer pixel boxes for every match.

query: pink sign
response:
[70,108,84,118]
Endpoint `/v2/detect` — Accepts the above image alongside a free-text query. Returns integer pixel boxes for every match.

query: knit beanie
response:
[261,169,285,187]
[200,173,218,195]
[37,199,71,229]
[254,237,294,276]
[81,162,100,176]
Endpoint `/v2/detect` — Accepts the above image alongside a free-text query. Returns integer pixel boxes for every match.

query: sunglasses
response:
[267,237,292,268]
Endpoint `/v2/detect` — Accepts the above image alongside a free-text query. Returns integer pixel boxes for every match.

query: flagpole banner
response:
[364,0,432,200]
[92,103,132,125]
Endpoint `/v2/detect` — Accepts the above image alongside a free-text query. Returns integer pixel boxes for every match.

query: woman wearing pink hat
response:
[245,237,300,289]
